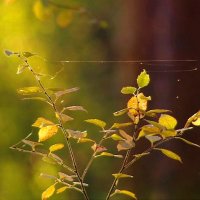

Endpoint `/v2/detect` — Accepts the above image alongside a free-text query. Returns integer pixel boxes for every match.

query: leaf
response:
[63,106,87,113]
[85,119,106,129]
[121,87,137,94]
[119,130,133,141]
[162,130,177,137]
[17,64,28,74]
[42,184,56,200]
[137,93,151,111]
[192,117,200,126]
[175,137,200,148]
[22,139,43,151]
[185,111,200,128]
[32,117,54,128]
[137,69,150,88]
[145,109,171,117]
[58,172,73,182]
[49,143,64,153]
[155,148,182,163]
[54,87,79,99]
[56,10,74,28]
[117,140,135,151]
[38,125,58,142]
[66,129,87,139]
[145,135,161,146]
[56,186,68,194]
[17,87,42,95]
[22,51,36,58]
[159,114,177,129]
[77,138,95,143]
[145,120,166,130]
[112,173,133,179]
[113,108,128,116]
[134,152,150,159]
[42,156,57,165]
[111,122,133,129]
[97,152,123,158]
[110,134,124,141]
[22,97,49,104]
[112,189,137,199]
[91,143,107,153]
[56,113,74,123]
[4,49,13,56]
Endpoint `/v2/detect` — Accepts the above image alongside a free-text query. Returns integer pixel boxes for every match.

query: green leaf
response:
[49,143,64,153]
[175,137,200,148]
[110,134,124,141]
[155,148,182,163]
[145,120,166,130]
[111,122,133,129]
[42,184,56,200]
[112,189,137,199]
[159,114,177,129]
[137,69,150,88]
[112,173,133,179]
[85,119,106,129]
[113,108,128,117]
[4,50,14,56]
[121,87,137,94]
[17,87,42,95]
[145,109,171,117]
[22,97,49,104]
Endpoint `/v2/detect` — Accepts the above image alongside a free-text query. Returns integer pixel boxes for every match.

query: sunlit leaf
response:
[17,64,28,74]
[17,86,42,95]
[121,87,137,94]
[56,10,74,28]
[54,87,79,99]
[58,172,73,182]
[119,130,133,141]
[110,134,124,141]
[22,51,36,58]
[137,69,150,88]
[117,140,134,151]
[185,111,200,128]
[42,184,56,200]
[32,117,54,128]
[155,148,182,163]
[127,96,138,115]
[162,130,177,137]
[146,109,171,117]
[4,49,13,56]
[67,129,87,139]
[159,114,177,129]
[112,173,133,179]
[175,137,200,148]
[85,119,106,129]
[111,122,133,129]
[137,93,151,111]
[95,152,123,158]
[192,117,200,126]
[56,186,68,194]
[113,108,128,116]
[77,138,95,143]
[38,125,58,142]
[145,120,166,130]
[49,143,64,153]
[112,189,137,199]
[91,143,107,153]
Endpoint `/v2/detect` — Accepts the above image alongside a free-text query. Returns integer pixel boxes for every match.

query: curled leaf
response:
[91,143,107,153]
[175,137,200,148]
[22,139,43,151]
[77,138,95,143]
[62,106,87,113]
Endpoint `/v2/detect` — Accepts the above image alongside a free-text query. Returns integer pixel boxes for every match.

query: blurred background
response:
[0,0,200,199]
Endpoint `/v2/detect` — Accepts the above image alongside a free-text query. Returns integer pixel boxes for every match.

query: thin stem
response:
[18,55,89,200]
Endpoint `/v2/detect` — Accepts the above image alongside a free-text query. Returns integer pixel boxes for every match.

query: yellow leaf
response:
[42,184,56,200]
[146,109,171,117]
[112,173,133,179]
[113,189,137,199]
[162,130,177,137]
[56,186,68,194]
[111,122,133,129]
[110,134,124,141]
[137,69,150,88]
[85,119,106,129]
[17,86,42,95]
[159,114,177,129]
[192,117,200,126]
[155,148,182,163]
[56,10,74,28]
[32,117,54,128]
[49,143,64,153]
[38,125,58,142]
[117,140,134,151]
[127,96,138,115]
[77,138,95,143]
[137,93,151,111]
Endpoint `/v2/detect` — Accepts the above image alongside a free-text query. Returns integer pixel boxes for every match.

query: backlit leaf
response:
[42,184,56,200]
[58,172,73,182]
[17,64,28,74]
[77,138,95,143]
[97,152,123,158]
[17,87,42,95]
[38,125,58,142]
[85,119,106,129]
[110,134,124,141]
[112,173,133,179]
[155,148,182,163]
[49,143,64,153]
[113,108,128,116]
[56,10,74,28]
[67,129,87,139]
[145,120,165,130]
[54,87,79,99]
[146,109,171,117]
[121,86,137,94]
[112,189,137,199]
[137,69,150,88]
[111,122,133,129]
[159,114,177,129]
[91,143,107,153]
[56,186,68,194]
[162,130,177,137]
[32,117,54,128]
[192,117,200,126]
[117,140,134,151]
[185,111,200,128]
[175,137,200,148]
[137,125,161,140]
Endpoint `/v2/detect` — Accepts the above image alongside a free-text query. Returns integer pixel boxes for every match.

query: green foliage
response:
[6,52,200,200]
